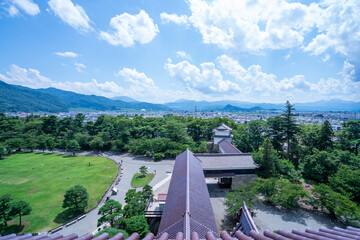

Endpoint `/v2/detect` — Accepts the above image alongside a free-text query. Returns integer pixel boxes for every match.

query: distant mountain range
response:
[0,81,169,112]
[1,80,359,113]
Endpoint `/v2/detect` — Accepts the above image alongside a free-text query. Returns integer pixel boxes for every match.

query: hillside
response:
[222,104,264,112]
[0,81,169,112]
[0,81,68,112]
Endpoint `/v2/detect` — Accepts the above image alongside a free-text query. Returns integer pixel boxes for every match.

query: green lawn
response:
[130,173,154,188]
[0,152,118,233]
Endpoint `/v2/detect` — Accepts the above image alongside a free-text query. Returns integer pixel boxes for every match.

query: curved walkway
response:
[47,151,174,237]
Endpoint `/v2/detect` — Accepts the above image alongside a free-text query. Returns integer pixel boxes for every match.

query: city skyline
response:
[0,0,359,103]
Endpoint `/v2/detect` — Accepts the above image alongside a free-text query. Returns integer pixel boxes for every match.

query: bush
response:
[154,152,165,161]
[94,228,129,239]
[125,215,149,238]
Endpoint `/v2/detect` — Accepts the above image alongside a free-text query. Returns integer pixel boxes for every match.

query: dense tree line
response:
[0,113,237,159]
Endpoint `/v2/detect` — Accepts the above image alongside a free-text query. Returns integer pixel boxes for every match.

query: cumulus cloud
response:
[100,10,159,47]
[48,0,93,33]
[165,55,360,102]
[165,58,241,94]
[54,51,78,57]
[160,0,321,51]
[176,51,192,61]
[8,0,40,16]
[160,13,188,25]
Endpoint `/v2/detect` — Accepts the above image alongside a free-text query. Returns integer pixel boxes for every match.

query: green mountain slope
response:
[0,81,68,112]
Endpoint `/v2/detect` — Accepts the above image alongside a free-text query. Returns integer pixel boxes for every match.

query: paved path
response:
[50,151,174,237]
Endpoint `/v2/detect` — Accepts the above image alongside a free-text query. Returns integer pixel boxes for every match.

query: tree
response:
[318,120,334,150]
[123,189,146,218]
[257,138,277,178]
[273,181,308,209]
[312,184,360,224]
[89,136,104,151]
[97,200,123,227]
[125,215,149,238]
[62,185,89,213]
[46,138,55,152]
[0,146,6,160]
[0,194,13,226]
[67,139,80,156]
[282,101,298,162]
[9,200,31,226]
[329,167,360,203]
[302,150,340,183]
[267,116,285,153]
[141,185,153,202]
[37,135,47,153]
[139,166,148,176]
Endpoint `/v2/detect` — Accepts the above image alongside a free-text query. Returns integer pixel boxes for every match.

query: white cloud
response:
[165,55,360,102]
[11,0,40,16]
[48,0,92,33]
[54,51,78,57]
[176,51,192,61]
[8,5,20,16]
[75,63,86,72]
[304,0,360,60]
[160,0,321,51]
[165,58,241,94]
[160,13,188,25]
[285,54,291,60]
[100,10,159,47]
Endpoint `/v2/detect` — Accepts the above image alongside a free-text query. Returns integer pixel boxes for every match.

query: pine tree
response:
[318,120,334,150]
[282,101,298,162]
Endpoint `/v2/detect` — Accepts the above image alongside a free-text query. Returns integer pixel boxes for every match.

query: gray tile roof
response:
[195,154,259,170]
[218,139,242,154]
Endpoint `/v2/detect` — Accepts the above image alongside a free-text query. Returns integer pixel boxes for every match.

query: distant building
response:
[212,123,233,144]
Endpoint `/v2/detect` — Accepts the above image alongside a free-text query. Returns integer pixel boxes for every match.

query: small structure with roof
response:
[212,124,233,144]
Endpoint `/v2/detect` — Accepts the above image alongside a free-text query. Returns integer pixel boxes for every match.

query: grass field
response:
[130,173,154,188]
[0,152,118,233]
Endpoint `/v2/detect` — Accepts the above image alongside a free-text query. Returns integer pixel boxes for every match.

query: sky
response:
[0,0,359,104]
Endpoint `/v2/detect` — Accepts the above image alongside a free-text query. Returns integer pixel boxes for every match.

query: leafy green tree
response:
[247,120,268,151]
[75,133,90,150]
[62,185,89,213]
[24,134,38,152]
[139,166,148,176]
[318,120,334,150]
[282,101,298,162]
[125,215,149,238]
[46,138,55,152]
[0,146,6,160]
[224,181,259,218]
[9,200,32,226]
[161,120,188,142]
[267,116,285,153]
[37,135,48,153]
[67,139,80,156]
[89,136,105,150]
[94,228,129,239]
[5,138,24,152]
[329,168,360,203]
[123,189,146,219]
[273,181,308,209]
[302,150,340,183]
[97,200,123,227]
[312,184,360,224]
[0,194,13,226]
[299,124,321,154]
[341,120,360,155]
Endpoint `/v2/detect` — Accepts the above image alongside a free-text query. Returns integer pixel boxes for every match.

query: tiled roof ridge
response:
[218,139,242,154]
[156,218,183,238]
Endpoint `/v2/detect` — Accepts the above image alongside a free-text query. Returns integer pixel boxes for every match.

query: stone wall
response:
[232,174,256,188]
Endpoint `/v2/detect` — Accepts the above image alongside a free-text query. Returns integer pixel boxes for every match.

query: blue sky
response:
[0,0,359,103]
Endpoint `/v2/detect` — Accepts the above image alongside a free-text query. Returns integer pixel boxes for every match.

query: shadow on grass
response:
[0,224,24,235]
[53,209,84,224]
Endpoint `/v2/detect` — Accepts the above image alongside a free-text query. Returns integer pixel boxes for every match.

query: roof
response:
[157,149,219,239]
[4,226,360,240]
[195,153,259,170]
[218,139,242,154]
[213,123,232,132]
